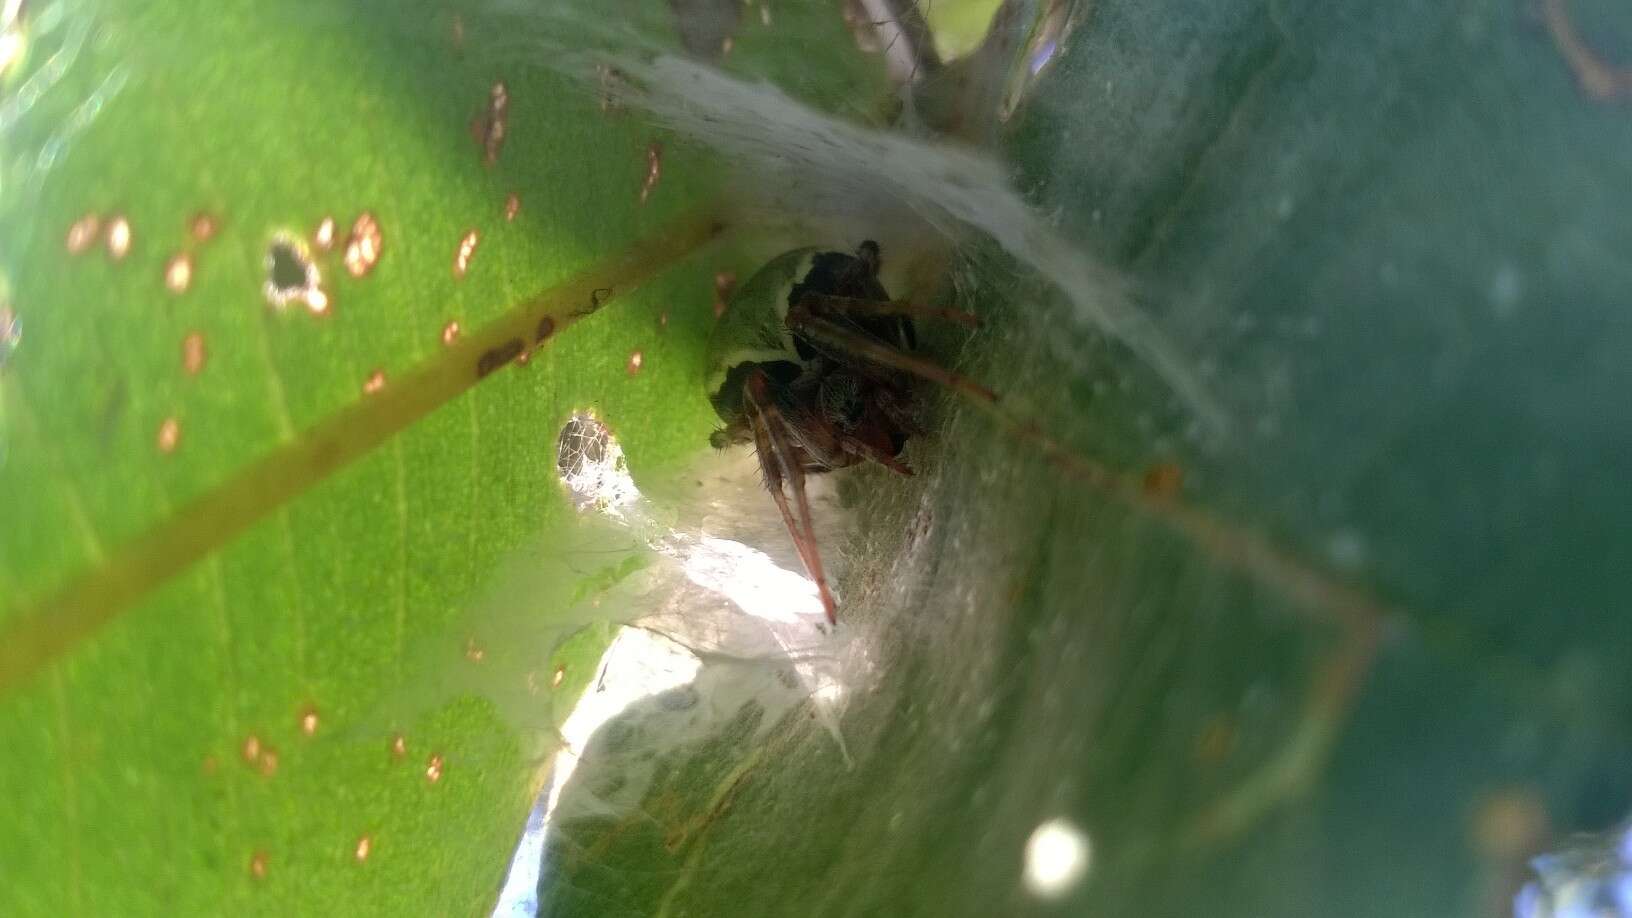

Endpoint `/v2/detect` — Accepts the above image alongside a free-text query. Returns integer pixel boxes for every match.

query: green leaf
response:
[0,1,883,914]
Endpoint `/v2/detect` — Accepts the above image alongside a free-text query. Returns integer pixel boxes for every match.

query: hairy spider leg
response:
[743,368,840,624]
[786,298,999,405]
[871,384,926,439]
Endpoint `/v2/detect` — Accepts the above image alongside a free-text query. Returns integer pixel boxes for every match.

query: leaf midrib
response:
[0,212,726,697]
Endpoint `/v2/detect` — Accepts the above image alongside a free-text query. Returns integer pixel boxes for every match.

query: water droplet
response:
[181,332,206,376]
[515,347,532,366]
[425,754,444,783]
[65,214,100,254]
[343,212,383,278]
[298,705,319,737]
[551,664,566,689]
[504,193,520,222]
[658,311,669,330]
[156,417,181,454]
[626,350,643,375]
[164,253,193,294]
[105,215,132,260]
[452,229,479,279]
[258,745,279,777]
[248,850,269,880]
[313,216,337,252]
[241,734,262,764]
[441,321,461,346]
[639,142,663,204]
[264,234,326,312]
[465,638,485,662]
[354,835,373,862]
[190,212,219,242]
[363,370,386,395]
[1022,818,1091,899]
[390,734,406,759]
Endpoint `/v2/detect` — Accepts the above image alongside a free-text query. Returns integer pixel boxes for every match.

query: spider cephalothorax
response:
[705,241,988,623]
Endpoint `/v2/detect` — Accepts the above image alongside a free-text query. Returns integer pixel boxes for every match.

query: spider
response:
[704,241,991,623]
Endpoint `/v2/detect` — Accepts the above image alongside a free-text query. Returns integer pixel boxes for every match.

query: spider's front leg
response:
[742,368,840,624]
[786,295,998,405]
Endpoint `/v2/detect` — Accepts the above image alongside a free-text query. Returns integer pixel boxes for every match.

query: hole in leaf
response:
[555,414,636,513]
[266,239,309,293]
[263,234,326,313]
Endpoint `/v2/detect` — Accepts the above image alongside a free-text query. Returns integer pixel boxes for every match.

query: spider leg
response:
[743,369,840,624]
[872,383,926,438]
[837,409,915,476]
[786,299,999,405]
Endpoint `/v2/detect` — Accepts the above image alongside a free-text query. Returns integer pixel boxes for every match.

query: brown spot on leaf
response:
[164,253,193,294]
[182,332,207,376]
[156,417,181,454]
[1141,462,1184,498]
[472,81,509,166]
[713,270,737,318]
[313,216,336,252]
[189,212,219,242]
[106,215,132,260]
[639,142,663,204]
[476,338,524,378]
[453,229,479,279]
[66,214,100,254]
[343,212,383,277]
